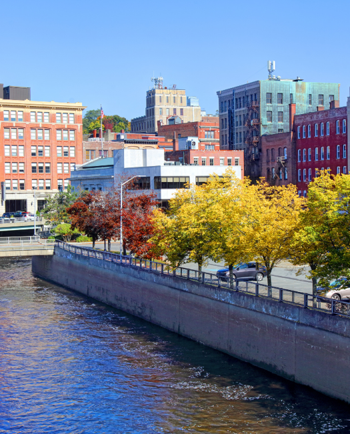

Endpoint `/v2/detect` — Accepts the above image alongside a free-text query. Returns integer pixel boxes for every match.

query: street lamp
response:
[119,175,145,259]
[33,187,37,237]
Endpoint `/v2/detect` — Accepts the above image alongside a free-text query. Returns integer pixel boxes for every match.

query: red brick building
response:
[295,106,347,195]
[157,116,219,151]
[0,99,85,213]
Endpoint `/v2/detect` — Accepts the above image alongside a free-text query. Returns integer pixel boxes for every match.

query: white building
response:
[70,149,243,207]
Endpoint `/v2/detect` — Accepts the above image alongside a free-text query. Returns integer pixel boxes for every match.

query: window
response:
[235,157,239,166]
[266,93,272,104]
[32,180,37,189]
[56,130,62,140]
[62,113,68,123]
[12,162,18,173]
[159,108,162,116]
[227,158,232,166]
[272,167,275,179]
[19,163,24,173]
[290,93,293,104]
[209,157,214,166]
[302,125,306,138]
[37,129,43,140]
[12,180,18,190]
[69,130,75,141]
[315,147,319,161]
[327,146,330,160]
[69,113,74,124]
[18,111,23,121]
[318,94,324,106]
[308,168,312,182]
[297,126,300,139]
[58,179,63,191]
[31,163,37,173]
[193,157,198,165]
[329,95,334,103]
[336,120,340,134]
[11,145,17,156]
[180,108,184,116]
[38,163,44,173]
[271,148,275,162]
[315,123,318,137]
[320,123,324,136]
[321,147,324,160]
[297,149,301,162]
[57,146,62,157]
[277,93,283,104]
[154,177,190,189]
[303,149,306,162]
[18,128,24,139]
[3,110,9,121]
[267,111,272,122]
[64,163,69,173]
[38,179,44,190]
[44,112,49,122]
[11,111,16,121]
[5,163,10,174]
[278,112,283,122]
[343,166,347,174]
[307,124,311,138]
[173,108,176,116]
[45,180,51,190]
[57,163,62,173]
[31,129,36,140]
[201,158,206,166]
[4,128,9,139]
[10,129,16,140]
[70,147,75,157]
[56,113,62,123]
[45,146,50,157]
[45,163,51,173]
[326,122,330,135]
[19,180,25,190]
[337,145,340,159]
[343,144,346,159]
[303,169,306,182]
[30,112,36,122]
[63,146,69,157]
[308,148,311,161]
[44,129,50,140]
[64,180,69,189]
[31,146,36,156]
[70,163,76,172]
[63,130,68,140]
[37,112,43,123]
[284,147,287,159]
[19,146,24,157]
[343,119,346,133]
[336,166,341,175]
[308,94,312,105]
[4,145,10,156]
[220,157,225,166]
[5,180,10,190]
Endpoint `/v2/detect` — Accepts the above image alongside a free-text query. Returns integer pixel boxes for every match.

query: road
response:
[71,241,313,294]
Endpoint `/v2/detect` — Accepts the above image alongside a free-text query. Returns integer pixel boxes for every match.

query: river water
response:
[0,258,349,434]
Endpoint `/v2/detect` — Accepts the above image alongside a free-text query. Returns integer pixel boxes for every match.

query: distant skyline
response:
[1,0,349,121]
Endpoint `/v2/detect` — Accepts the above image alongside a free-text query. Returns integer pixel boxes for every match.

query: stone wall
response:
[33,246,350,404]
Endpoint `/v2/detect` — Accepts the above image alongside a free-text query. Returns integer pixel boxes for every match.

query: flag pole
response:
[100,105,103,156]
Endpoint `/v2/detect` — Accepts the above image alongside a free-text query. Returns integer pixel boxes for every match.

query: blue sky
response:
[1,0,349,120]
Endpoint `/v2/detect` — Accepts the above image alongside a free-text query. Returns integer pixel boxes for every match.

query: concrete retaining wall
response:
[33,246,350,404]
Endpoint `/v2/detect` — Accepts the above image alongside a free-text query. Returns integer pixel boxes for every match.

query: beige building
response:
[131,78,202,133]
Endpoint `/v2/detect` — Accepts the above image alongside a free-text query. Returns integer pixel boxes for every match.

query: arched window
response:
[271,148,275,162]
[326,122,330,135]
[284,147,287,159]
[336,120,340,134]
[343,119,346,133]
[302,125,306,138]
[308,124,311,137]
[278,147,282,157]
[266,149,270,162]
[267,168,270,179]
[284,167,288,180]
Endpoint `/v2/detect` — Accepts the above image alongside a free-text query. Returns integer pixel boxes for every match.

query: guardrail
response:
[56,241,350,319]
[0,217,43,224]
[0,236,55,247]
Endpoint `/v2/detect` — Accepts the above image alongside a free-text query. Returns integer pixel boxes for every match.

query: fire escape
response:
[244,100,260,181]
[270,154,287,185]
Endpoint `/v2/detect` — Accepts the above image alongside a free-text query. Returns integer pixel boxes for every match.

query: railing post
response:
[279,289,283,302]
[161,263,164,274]
[304,293,308,308]
[255,282,259,296]
[150,260,152,271]
[201,272,205,284]
[187,269,190,280]
[331,299,336,314]
[235,280,239,292]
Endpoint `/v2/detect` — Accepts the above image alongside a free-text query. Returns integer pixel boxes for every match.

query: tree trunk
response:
[123,241,126,256]
[198,263,202,282]
[92,237,96,249]
[108,239,111,252]
[229,264,234,289]
[104,239,106,251]
[267,270,272,288]
[310,262,318,306]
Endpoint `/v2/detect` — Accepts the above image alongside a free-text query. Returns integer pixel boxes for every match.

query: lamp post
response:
[119,175,145,259]
[33,187,37,237]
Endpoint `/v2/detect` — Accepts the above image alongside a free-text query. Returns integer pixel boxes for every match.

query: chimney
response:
[317,105,324,111]
[121,129,124,133]
[173,131,179,151]
[93,129,97,138]
[330,100,340,109]
[289,103,296,132]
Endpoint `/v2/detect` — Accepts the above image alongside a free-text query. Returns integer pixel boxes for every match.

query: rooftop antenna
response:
[267,60,275,79]
[151,76,163,89]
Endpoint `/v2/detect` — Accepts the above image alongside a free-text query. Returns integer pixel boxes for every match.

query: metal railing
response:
[0,236,55,248]
[0,216,43,224]
[56,241,350,319]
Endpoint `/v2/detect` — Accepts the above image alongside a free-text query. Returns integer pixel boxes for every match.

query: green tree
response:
[83,109,101,134]
[54,223,79,242]
[42,185,79,224]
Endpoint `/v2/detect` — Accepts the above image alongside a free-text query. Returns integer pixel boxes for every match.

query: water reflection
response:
[0,258,349,433]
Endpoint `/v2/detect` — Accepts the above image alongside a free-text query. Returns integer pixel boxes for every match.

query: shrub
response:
[76,235,92,243]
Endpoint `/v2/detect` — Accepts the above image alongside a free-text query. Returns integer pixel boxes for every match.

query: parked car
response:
[316,278,350,301]
[13,211,26,218]
[23,214,35,221]
[216,262,267,282]
[2,212,12,218]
